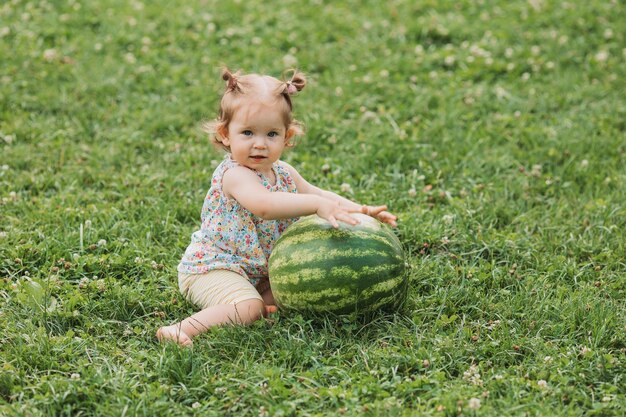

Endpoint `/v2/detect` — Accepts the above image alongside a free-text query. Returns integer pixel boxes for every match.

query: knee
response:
[233,298,266,324]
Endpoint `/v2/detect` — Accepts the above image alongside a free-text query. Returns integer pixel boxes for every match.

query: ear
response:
[217,124,230,145]
[284,127,296,142]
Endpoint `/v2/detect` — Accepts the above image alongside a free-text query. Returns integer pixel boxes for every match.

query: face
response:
[222,102,292,177]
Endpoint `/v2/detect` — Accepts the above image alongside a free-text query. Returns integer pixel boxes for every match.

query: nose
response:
[253,136,267,149]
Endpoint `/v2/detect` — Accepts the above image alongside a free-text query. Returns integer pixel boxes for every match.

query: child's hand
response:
[361,205,398,227]
[317,200,360,229]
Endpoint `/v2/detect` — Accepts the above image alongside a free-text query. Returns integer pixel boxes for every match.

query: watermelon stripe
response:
[277,286,401,314]
[271,263,403,293]
[269,247,393,270]
[274,229,400,253]
[270,251,402,278]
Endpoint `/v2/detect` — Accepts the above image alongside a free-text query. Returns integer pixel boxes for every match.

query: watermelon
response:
[268,213,407,316]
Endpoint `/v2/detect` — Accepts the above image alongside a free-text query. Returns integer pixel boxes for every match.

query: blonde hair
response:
[203,68,306,151]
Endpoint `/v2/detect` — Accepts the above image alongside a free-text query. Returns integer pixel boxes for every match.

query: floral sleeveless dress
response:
[177,155,298,286]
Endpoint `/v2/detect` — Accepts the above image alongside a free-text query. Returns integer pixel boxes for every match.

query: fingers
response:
[336,212,360,226]
[328,215,339,228]
[326,213,360,228]
[378,211,398,227]
[361,205,388,216]
[360,205,398,226]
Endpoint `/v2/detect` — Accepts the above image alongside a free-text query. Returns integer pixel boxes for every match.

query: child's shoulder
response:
[275,159,296,173]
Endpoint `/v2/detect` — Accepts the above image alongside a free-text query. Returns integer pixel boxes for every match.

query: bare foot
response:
[264,304,278,316]
[156,325,193,347]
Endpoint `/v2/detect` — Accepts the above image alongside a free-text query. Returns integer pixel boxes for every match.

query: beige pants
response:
[178,270,266,310]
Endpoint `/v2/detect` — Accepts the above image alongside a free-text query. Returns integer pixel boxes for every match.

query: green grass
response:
[1,0,625,415]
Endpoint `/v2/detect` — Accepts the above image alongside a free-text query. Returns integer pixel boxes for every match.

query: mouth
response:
[250,156,267,161]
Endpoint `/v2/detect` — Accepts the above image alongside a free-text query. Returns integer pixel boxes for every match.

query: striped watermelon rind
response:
[269,213,407,316]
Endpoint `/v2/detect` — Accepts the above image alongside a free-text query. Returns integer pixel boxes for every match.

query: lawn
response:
[1,0,625,415]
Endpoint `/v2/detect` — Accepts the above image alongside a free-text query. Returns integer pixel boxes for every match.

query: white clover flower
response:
[340,183,352,193]
[544,356,553,363]
[321,164,330,173]
[414,45,424,55]
[603,28,613,39]
[408,188,417,197]
[43,49,58,62]
[137,65,153,74]
[191,402,201,409]
[282,54,297,67]
[124,53,137,64]
[128,17,137,27]
[521,72,531,81]
[97,239,107,246]
[379,69,390,78]
[362,111,377,121]
[84,220,92,228]
[505,48,514,58]
[0,27,9,37]
[580,159,589,168]
[442,214,454,224]
[79,277,90,289]
[495,86,510,99]
[580,346,591,355]
[594,51,609,62]
[95,279,106,292]
[0,231,6,239]
[444,56,455,66]
[251,37,261,45]
[70,373,81,380]
[537,380,548,389]
[0,133,15,145]
[134,257,142,263]
[531,164,542,177]
[531,45,541,56]
[468,398,481,410]
[463,365,483,386]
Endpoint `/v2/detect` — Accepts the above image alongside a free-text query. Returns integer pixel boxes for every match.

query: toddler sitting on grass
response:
[157,69,396,346]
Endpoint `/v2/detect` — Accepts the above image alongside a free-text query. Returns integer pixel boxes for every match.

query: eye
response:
[242,130,253,136]
[268,131,279,138]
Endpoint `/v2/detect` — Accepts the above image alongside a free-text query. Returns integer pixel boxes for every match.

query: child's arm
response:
[222,166,359,228]
[281,162,398,227]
